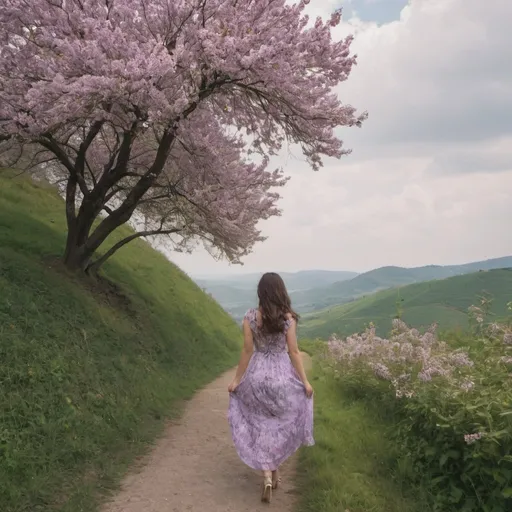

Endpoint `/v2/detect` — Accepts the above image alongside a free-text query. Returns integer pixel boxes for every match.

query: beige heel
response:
[261,475,272,503]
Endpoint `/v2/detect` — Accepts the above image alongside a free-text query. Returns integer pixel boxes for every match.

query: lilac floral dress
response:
[228,308,314,471]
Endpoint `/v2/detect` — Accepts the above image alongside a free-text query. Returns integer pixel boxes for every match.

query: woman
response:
[228,272,314,503]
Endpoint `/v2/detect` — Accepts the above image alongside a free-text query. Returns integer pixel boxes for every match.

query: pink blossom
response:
[0,0,366,270]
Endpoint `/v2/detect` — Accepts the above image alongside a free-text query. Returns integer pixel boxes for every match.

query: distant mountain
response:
[194,256,512,321]
[300,268,512,340]
[291,256,512,312]
[195,270,358,321]
[196,269,358,290]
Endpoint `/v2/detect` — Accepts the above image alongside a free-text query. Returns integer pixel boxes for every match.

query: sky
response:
[170,0,512,277]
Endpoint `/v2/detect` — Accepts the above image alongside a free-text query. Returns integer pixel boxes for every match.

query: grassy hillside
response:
[0,172,241,512]
[300,269,512,339]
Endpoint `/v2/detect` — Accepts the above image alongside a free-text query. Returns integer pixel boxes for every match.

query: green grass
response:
[298,338,325,357]
[297,361,430,512]
[0,171,241,512]
[300,270,512,339]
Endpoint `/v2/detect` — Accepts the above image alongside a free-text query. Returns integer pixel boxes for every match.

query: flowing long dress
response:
[228,308,314,471]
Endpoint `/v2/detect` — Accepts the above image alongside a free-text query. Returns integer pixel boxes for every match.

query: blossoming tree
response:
[0,0,366,272]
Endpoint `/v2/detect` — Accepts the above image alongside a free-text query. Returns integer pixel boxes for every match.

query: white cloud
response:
[171,0,512,276]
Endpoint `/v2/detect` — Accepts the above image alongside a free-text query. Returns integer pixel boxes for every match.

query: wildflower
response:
[427,323,438,334]
[503,333,512,345]
[392,318,408,333]
[418,371,432,382]
[488,323,502,335]
[370,362,392,380]
[448,351,474,367]
[460,379,474,392]
[421,332,435,345]
[464,432,483,445]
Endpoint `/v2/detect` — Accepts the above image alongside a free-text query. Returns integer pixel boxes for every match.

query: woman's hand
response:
[228,378,240,393]
[304,381,314,398]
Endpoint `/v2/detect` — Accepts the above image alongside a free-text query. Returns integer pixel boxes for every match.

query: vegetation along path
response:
[103,354,312,512]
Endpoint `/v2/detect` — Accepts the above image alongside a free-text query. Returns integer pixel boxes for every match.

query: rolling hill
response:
[299,269,512,340]
[197,257,512,320]
[195,270,359,320]
[0,172,240,511]
[290,257,512,312]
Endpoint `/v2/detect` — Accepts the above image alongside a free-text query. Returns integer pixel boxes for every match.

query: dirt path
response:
[103,353,312,512]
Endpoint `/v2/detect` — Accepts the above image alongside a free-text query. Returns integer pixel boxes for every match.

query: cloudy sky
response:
[171,0,512,277]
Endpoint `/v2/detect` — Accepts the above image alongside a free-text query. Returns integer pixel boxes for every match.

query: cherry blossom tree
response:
[0,0,366,273]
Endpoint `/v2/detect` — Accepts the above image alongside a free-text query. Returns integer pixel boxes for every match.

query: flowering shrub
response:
[327,303,512,511]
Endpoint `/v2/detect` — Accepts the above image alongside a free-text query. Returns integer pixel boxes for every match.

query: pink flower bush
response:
[325,301,512,512]
[327,319,474,396]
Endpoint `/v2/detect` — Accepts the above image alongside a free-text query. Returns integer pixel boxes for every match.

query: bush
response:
[326,300,512,512]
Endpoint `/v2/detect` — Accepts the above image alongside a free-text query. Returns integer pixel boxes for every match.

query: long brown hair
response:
[257,272,299,333]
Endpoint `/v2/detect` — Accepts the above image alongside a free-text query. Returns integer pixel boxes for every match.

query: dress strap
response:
[243,308,258,330]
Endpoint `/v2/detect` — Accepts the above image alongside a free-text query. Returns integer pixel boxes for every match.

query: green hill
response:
[197,258,512,319]
[290,257,512,312]
[300,269,512,340]
[0,172,240,512]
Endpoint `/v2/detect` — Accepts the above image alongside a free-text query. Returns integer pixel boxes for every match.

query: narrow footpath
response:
[103,354,312,512]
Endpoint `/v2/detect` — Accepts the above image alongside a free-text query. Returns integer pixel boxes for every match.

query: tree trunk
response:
[62,243,89,272]
[62,184,104,272]
[60,128,176,273]
[62,198,134,273]
[63,215,96,271]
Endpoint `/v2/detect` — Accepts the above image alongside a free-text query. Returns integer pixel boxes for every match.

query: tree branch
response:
[76,119,104,177]
[37,134,90,196]
[86,226,182,274]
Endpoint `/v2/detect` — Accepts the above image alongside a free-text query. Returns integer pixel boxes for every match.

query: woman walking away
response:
[228,272,314,503]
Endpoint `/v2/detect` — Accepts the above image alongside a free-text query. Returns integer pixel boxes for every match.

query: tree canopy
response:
[0,0,366,272]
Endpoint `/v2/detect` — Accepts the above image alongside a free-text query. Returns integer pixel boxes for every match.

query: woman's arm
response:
[228,318,254,392]
[286,319,314,397]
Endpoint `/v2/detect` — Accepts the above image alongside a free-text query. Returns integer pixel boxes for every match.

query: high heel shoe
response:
[261,474,273,503]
